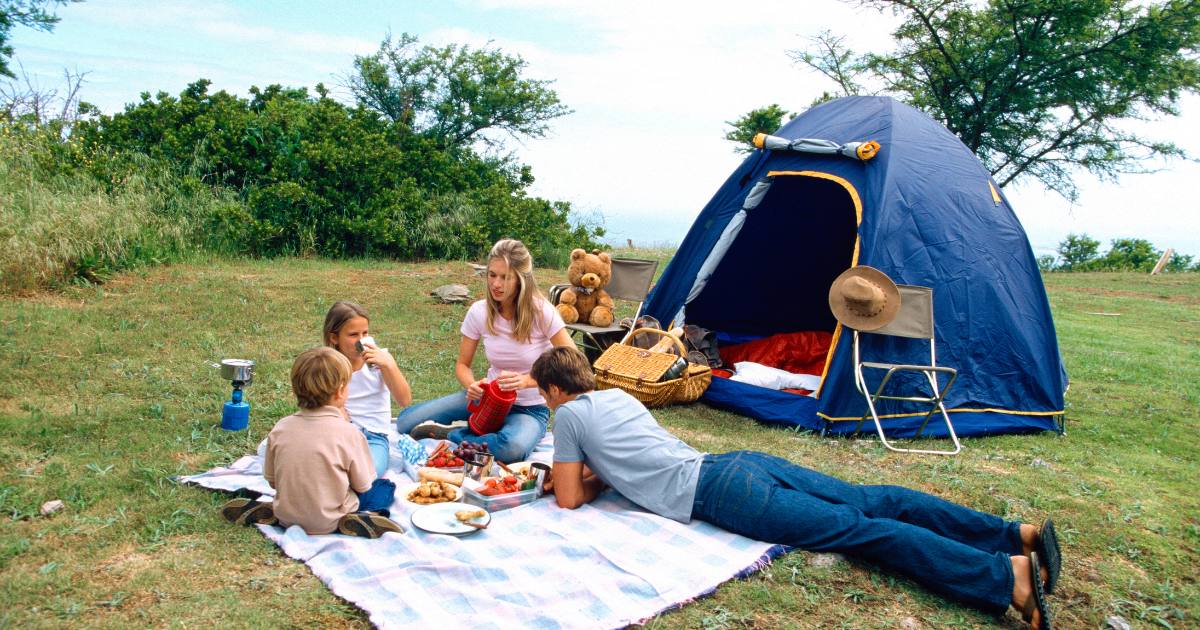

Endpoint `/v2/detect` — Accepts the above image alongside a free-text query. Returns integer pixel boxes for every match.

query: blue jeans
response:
[690,451,1020,614]
[356,478,396,516]
[396,391,550,463]
[360,428,390,478]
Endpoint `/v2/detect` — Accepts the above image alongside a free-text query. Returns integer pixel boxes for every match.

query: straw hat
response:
[828,266,901,331]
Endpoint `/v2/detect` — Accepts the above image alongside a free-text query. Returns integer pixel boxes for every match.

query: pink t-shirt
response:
[461,298,565,406]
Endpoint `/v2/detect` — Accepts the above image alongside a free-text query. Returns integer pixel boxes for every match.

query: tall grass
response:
[0,126,239,294]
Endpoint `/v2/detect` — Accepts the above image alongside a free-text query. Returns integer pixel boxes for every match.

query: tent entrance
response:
[686,172,860,339]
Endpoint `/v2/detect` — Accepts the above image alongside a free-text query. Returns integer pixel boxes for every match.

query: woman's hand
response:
[466,378,486,402]
[495,370,525,392]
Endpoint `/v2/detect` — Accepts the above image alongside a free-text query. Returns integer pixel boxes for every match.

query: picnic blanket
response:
[180,435,785,629]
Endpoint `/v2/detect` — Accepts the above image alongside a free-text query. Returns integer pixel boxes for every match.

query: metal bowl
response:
[220,359,255,384]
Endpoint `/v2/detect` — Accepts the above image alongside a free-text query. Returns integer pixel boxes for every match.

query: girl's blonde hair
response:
[323,301,369,347]
[485,239,543,342]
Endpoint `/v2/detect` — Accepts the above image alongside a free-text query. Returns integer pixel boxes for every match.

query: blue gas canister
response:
[217,359,255,431]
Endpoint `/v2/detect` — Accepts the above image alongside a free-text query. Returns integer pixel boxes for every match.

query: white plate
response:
[410,503,491,536]
[398,481,462,507]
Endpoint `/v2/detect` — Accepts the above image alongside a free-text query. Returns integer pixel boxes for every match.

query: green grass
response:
[0,127,243,295]
[0,261,1196,628]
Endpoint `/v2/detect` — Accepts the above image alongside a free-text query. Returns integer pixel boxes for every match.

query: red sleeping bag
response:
[714,331,833,394]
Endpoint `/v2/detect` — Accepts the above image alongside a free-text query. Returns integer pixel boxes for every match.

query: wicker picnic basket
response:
[592,328,712,407]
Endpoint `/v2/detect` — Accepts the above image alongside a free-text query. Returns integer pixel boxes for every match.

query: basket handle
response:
[624,327,687,355]
[625,328,691,383]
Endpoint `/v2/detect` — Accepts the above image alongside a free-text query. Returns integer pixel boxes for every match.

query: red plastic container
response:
[467,380,517,435]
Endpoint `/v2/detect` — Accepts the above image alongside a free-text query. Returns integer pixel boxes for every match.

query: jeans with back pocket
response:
[690,451,1021,614]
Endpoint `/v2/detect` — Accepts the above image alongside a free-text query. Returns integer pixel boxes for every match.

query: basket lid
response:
[593,343,679,381]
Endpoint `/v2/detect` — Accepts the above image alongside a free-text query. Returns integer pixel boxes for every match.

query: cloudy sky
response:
[10,0,1199,257]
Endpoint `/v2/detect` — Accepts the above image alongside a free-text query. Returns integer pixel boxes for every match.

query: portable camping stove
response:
[217,359,255,431]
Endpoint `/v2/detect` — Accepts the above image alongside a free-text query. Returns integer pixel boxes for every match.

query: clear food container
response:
[459,484,543,512]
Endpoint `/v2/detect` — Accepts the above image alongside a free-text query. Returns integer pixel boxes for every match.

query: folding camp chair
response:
[850,285,962,455]
[549,257,658,363]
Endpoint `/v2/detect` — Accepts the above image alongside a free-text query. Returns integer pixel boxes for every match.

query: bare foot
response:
[1019,523,1038,555]
[1010,556,1045,629]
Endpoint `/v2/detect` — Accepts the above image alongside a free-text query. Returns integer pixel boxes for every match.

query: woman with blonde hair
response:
[397,239,573,462]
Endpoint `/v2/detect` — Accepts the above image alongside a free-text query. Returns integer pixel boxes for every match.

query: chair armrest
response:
[861,361,956,376]
[548,284,571,305]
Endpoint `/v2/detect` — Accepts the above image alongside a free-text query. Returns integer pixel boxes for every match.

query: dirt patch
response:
[976,462,1016,476]
[96,543,156,578]
[1057,286,1200,305]
[171,452,211,470]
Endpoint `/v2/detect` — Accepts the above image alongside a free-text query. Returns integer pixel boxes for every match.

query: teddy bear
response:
[556,248,615,326]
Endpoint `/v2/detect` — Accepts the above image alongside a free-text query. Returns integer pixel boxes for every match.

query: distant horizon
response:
[595,209,1179,262]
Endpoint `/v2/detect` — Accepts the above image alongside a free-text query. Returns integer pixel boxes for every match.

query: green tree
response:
[0,0,71,78]
[347,34,572,150]
[759,0,1200,201]
[1057,233,1101,270]
[723,104,792,153]
[1099,237,1160,270]
[1165,251,1195,271]
[1036,254,1058,272]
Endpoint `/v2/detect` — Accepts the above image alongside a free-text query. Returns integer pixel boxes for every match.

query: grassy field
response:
[0,258,1196,629]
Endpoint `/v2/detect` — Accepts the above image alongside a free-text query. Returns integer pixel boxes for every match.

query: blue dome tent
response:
[643,96,1067,437]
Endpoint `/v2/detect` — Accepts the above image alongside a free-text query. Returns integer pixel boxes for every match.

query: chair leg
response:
[863,367,961,456]
[851,412,869,437]
[917,368,962,454]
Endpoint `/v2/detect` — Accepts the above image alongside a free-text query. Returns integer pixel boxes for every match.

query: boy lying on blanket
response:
[220,347,405,539]
[530,346,1062,630]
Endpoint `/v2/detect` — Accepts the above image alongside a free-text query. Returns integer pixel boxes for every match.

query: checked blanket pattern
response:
[180,441,784,629]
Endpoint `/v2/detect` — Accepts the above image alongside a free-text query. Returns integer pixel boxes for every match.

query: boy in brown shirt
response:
[221,347,404,538]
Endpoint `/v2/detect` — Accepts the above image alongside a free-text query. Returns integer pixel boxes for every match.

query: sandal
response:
[338,512,406,538]
[220,498,255,524]
[1036,519,1062,594]
[220,498,277,526]
[239,501,277,526]
[1021,551,1054,630]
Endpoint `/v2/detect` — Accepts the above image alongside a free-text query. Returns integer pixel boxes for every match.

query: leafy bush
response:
[3,35,602,289]
[1098,238,1159,271]
[74,79,602,262]
[1056,233,1101,271]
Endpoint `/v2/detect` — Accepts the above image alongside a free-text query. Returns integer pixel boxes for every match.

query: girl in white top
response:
[396,239,574,463]
[324,301,413,477]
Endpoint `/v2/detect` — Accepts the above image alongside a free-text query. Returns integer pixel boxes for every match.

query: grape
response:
[452,441,490,461]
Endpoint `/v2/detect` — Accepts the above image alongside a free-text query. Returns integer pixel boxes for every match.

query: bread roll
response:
[418,467,464,486]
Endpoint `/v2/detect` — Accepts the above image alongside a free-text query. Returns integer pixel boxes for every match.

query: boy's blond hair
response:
[291,347,352,409]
